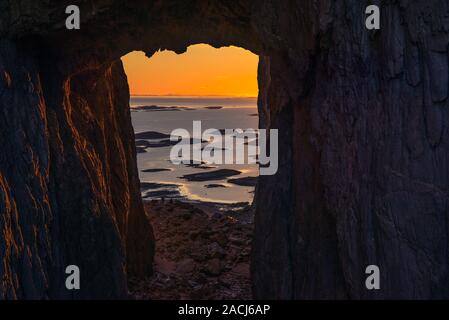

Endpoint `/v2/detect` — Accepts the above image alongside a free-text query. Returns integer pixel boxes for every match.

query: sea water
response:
[130,96,258,204]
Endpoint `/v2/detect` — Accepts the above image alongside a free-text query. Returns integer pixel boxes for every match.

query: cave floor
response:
[129,200,253,300]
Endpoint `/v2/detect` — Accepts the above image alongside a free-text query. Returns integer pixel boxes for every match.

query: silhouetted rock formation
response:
[0,42,154,299]
[1,0,449,299]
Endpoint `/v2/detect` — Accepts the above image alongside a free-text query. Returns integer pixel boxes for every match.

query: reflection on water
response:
[131,96,259,204]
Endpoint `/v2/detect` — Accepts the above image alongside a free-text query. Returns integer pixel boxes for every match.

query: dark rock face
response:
[0,40,153,299]
[1,0,449,299]
[253,1,449,299]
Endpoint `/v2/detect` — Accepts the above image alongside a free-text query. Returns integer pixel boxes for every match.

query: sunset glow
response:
[121,44,259,97]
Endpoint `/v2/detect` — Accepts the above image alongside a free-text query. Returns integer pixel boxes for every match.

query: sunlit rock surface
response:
[0,41,153,299]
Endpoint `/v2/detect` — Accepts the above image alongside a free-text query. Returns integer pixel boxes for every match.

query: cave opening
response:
[121,44,260,299]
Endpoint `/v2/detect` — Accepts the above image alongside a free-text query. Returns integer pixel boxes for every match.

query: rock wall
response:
[253,0,449,299]
[0,39,153,299]
[1,0,449,299]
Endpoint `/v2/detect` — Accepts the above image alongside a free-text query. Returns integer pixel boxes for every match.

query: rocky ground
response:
[129,200,254,300]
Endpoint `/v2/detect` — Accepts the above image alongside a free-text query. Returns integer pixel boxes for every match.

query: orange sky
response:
[121,44,259,97]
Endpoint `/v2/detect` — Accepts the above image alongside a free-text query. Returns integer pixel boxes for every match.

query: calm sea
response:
[130,96,259,204]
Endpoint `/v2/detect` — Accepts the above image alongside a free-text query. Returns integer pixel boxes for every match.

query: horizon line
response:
[130,94,258,98]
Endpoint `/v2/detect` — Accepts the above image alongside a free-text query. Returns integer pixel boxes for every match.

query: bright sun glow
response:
[121,44,259,97]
